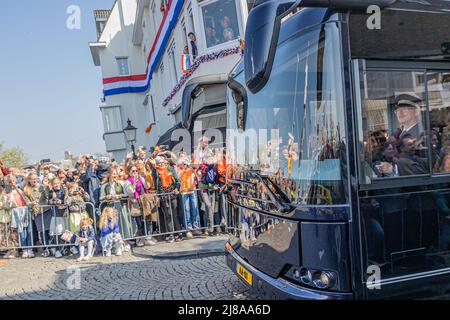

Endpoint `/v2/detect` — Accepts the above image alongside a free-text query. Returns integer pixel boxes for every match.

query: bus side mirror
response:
[244,0,294,94]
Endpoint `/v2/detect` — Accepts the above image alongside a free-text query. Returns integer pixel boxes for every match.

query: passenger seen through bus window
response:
[397,134,429,176]
[373,139,399,178]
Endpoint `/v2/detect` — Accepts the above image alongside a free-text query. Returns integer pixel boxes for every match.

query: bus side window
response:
[427,71,450,174]
[360,70,430,182]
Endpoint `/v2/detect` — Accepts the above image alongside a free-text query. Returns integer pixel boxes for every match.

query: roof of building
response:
[94,10,112,20]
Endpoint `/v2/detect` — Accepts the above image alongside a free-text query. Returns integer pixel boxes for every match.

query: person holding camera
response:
[0,180,19,259]
[23,173,52,257]
[152,156,182,243]
[2,174,33,258]
[124,163,150,247]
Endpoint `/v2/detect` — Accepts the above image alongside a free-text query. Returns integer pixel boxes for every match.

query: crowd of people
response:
[0,137,230,261]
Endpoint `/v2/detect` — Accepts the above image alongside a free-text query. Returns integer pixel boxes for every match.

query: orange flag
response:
[145,123,154,135]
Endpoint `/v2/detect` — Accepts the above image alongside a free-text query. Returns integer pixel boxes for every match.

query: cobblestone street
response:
[0,252,261,300]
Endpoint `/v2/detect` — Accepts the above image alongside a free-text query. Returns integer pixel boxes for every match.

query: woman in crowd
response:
[100,169,133,242]
[152,156,182,242]
[139,159,159,245]
[2,174,33,258]
[23,173,53,257]
[124,163,149,246]
[57,168,67,186]
[0,181,19,259]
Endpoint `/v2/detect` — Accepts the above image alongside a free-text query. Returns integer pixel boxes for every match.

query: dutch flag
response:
[181,54,191,74]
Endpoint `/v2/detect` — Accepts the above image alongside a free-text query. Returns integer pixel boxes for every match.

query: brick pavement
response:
[0,252,262,300]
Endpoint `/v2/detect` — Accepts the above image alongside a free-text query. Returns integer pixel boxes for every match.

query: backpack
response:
[202,164,217,185]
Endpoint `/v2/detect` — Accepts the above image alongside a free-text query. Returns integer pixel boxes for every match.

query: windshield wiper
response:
[243,169,294,214]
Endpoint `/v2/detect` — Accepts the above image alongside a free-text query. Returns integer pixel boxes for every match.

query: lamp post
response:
[123,118,138,160]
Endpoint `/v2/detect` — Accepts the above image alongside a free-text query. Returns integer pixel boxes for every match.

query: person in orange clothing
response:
[152,156,182,242]
[178,158,201,239]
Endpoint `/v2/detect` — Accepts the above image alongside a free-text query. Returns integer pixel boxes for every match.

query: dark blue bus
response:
[224,0,450,299]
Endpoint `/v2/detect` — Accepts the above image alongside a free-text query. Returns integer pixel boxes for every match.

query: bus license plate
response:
[236,263,253,286]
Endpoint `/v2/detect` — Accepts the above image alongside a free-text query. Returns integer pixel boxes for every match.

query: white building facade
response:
[90,0,251,161]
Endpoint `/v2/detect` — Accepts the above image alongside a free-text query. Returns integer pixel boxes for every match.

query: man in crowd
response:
[188,32,198,59]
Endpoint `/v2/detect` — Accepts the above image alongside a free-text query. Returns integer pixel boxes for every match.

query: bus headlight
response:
[297,268,313,285]
[312,271,336,289]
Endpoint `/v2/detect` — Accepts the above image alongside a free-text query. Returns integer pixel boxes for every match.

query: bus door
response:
[354,59,450,298]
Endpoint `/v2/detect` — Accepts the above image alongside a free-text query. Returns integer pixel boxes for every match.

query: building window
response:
[116,57,129,76]
[181,20,189,50]
[159,62,166,93]
[102,106,122,133]
[151,1,158,33]
[188,4,196,36]
[168,41,178,87]
[201,0,240,48]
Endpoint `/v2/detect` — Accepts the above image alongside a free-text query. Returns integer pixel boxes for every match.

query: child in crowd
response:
[99,206,124,257]
[48,178,67,258]
[65,183,90,233]
[75,217,96,262]
[65,183,90,255]
[241,209,256,242]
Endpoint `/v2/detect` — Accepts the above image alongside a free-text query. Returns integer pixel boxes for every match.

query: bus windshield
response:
[227,21,348,205]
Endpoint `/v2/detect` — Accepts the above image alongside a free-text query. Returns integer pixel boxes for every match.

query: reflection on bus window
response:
[227,23,348,206]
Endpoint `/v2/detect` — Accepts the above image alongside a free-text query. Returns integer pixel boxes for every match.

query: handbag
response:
[140,193,159,221]
[61,230,74,242]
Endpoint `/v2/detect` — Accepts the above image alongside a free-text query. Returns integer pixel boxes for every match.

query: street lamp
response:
[123,118,138,159]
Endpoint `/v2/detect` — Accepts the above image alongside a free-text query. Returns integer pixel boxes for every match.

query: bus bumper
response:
[226,247,354,300]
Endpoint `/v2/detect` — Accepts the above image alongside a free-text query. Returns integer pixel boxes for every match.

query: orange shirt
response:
[180,168,195,193]
[156,167,174,190]
[217,155,227,184]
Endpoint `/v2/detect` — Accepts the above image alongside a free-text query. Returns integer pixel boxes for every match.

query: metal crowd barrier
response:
[0,189,229,253]
[98,189,228,243]
[0,202,97,252]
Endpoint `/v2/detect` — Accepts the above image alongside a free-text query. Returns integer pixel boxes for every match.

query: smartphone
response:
[5,185,12,193]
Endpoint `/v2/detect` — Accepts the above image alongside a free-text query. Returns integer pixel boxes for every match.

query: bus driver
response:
[393,93,424,142]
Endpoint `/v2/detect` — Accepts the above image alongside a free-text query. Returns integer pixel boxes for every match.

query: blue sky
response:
[0,0,116,163]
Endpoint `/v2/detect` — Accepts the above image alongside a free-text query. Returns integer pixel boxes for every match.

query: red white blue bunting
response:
[102,0,185,96]
[162,46,241,107]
